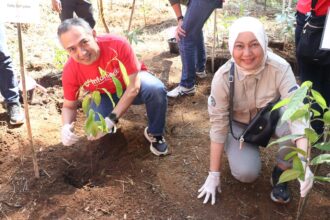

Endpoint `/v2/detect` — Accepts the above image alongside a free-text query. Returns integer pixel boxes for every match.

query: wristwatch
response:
[109,112,119,124]
[177,16,184,21]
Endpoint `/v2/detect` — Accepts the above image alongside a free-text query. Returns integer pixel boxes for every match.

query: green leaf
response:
[314,176,330,182]
[279,146,307,157]
[92,91,101,106]
[279,169,302,183]
[313,142,330,151]
[311,89,327,110]
[117,59,130,86]
[305,128,319,145]
[111,75,123,98]
[98,67,107,77]
[323,110,330,125]
[284,151,297,160]
[301,81,312,89]
[310,154,330,165]
[82,96,91,114]
[90,122,99,137]
[97,113,107,132]
[85,109,95,134]
[311,109,321,117]
[272,98,290,111]
[281,86,308,121]
[101,88,116,108]
[267,134,302,147]
[290,107,308,122]
[292,156,304,179]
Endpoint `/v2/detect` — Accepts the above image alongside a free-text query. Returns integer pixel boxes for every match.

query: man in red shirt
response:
[58,18,168,156]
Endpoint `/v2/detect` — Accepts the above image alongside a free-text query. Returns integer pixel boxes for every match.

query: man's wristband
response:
[177,16,184,21]
[108,112,119,124]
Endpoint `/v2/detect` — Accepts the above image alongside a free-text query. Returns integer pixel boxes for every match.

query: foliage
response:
[54,47,68,70]
[275,6,296,43]
[81,58,130,137]
[124,29,144,45]
[268,81,330,185]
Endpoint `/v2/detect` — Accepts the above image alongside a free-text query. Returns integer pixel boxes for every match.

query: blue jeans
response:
[179,0,222,88]
[90,71,168,136]
[296,12,330,133]
[0,24,20,105]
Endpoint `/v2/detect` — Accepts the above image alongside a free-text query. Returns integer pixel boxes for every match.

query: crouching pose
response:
[58,18,168,156]
[198,17,313,205]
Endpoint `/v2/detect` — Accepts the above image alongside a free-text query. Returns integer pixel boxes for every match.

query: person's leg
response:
[75,0,96,28]
[195,30,206,72]
[132,71,167,136]
[225,122,261,183]
[178,0,218,88]
[59,0,75,22]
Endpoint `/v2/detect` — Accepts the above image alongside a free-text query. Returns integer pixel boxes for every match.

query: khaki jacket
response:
[208,51,306,144]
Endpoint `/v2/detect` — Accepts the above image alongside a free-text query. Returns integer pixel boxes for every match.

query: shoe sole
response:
[196,74,207,79]
[144,127,168,156]
[10,119,25,125]
[167,90,196,98]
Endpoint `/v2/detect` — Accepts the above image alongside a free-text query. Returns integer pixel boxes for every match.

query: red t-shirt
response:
[297,0,330,16]
[62,35,147,101]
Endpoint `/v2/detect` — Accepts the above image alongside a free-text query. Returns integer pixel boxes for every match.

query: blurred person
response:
[0,24,25,125]
[167,0,223,98]
[197,17,313,205]
[295,0,330,134]
[58,18,168,156]
[51,0,96,28]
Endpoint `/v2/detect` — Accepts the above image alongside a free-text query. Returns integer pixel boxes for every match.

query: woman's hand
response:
[175,19,186,42]
[197,171,221,205]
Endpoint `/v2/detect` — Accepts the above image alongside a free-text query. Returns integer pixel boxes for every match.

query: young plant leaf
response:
[278,169,301,184]
[284,151,298,160]
[111,75,123,98]
[272,97,290,111]
[281,86,308,121]
[85,109,95,134]
[323,110,330,125]
[98,67,108,77]
[304,128,319,145]
[279,146,307,157]
[92,91,101,106]
[301,81,312,89]
[311,109,321,117]
[267,134,302,147]
[313,142,330,151]
[90,122,99,137]
[82,96,91,114]
[310,154,330,165]
[290,108,308,122]
[101,88,116,108]
[311,89,327,110]
[292,156,304,179]
[117,59,130,86]
[314,176,330,182]
[97,112,107,132]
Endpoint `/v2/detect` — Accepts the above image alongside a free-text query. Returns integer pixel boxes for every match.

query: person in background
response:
[0,24,25,125]
[58,18,168,156]
[197,17,313,205]
[295,0,330,134]
[51,0,96,28]
[167,0,223,98]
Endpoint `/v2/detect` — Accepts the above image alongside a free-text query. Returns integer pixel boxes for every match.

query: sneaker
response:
[7,103,25,125]
[196,70,207,79]
[270,166,291,204]
[144,127,168,156]
[167,85,196,98]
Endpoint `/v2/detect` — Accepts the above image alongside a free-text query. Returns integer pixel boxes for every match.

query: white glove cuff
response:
[209,171,221,178]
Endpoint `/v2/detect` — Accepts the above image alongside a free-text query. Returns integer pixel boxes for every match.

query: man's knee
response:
[231,166,260,183]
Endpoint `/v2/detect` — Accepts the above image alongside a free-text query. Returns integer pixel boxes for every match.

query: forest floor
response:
[0,0,329,219]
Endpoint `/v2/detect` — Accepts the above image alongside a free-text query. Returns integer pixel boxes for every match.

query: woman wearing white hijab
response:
[197,17,313,205]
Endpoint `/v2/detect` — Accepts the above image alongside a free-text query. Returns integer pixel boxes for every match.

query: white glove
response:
[298,161,314,197]
[61,123,79,146]
[87,117,116,141]
[197,171,221,205]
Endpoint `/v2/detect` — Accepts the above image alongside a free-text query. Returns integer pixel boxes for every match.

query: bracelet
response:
[177,16,184,21]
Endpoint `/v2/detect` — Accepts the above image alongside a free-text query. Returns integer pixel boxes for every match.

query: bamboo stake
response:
[127,0,136,33]
[17,23,39,179]
[97,0,110,33]
[211,10,217,73]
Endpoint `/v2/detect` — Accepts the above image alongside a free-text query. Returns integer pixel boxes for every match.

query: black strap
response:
[228,62,240,141]
[311,0,318,16]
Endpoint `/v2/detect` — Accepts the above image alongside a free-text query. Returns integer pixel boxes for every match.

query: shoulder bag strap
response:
[228,62,239,141]
[311,0,318,16]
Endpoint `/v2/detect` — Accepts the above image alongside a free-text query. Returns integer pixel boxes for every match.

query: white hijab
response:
[228,17,268,76]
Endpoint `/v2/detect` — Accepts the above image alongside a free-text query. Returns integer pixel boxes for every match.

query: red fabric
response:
[297,0,330,16]
[62,35,147,101]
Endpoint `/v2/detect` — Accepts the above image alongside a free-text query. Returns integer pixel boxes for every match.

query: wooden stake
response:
[127,0,136,33]
[211,10,217,73]
[17,23,39,179]
[97,0,110,33]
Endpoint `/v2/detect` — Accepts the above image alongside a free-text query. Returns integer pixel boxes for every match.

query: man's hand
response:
[61,123,79,146]
[175,19,186,42]
[298,161,314,197]
[51,0,62,13]
[197,171,221,205]
[87,117,116,141]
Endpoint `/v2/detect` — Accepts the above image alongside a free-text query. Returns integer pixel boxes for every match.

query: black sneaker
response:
[270,166,291,204]
[7,103,25,125]
[144,127,168,156]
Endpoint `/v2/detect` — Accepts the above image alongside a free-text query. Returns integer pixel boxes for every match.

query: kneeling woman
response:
[198,17,313,205]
